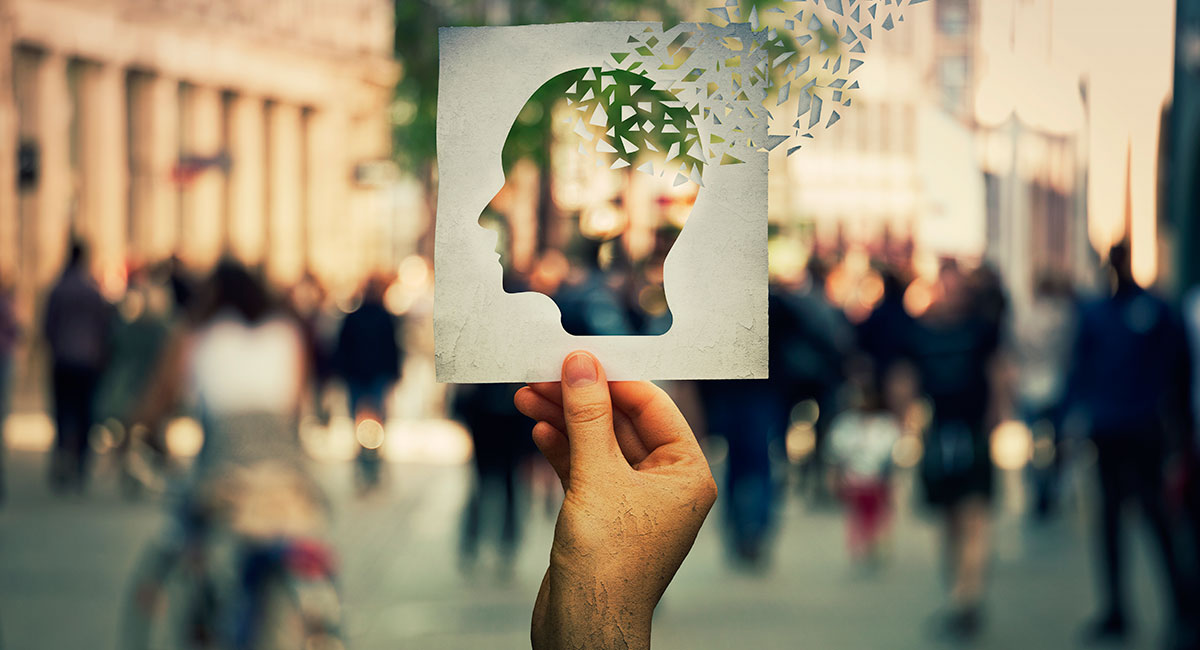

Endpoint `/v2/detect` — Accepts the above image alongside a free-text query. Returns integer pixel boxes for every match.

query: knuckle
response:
[693,472,718,506]
[565,401,611,427]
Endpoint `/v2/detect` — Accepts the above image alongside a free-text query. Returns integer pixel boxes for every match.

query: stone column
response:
[128,73,179,265]
[347,109,392,281]
[24,51,71,286]
[227,93,267,266]
[77,61,128,288]
[180,84,224,270]
[266,101,303,286]
[302,107,347,286]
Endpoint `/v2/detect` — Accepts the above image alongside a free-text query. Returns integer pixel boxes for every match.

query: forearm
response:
[532,567,653,650]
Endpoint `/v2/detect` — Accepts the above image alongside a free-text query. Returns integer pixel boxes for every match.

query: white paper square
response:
[435,22,767,383]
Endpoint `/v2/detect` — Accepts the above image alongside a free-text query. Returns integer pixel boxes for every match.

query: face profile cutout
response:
[479,66,707,336]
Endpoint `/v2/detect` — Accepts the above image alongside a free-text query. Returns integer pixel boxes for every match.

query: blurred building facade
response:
[768,1,929,262]
[770,0,1095,314]
[1170,0,1200,292]
[972,0,1093,310]
[0,0,400,308]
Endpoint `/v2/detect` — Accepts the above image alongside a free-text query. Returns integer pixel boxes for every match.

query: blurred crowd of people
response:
[474,235,1200,647]
[2,242,412,500]
[698,239,1200,646]
[3,233,1200,647]
[0,241,416,646]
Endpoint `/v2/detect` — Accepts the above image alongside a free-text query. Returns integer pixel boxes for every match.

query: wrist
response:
[534,562,654,650]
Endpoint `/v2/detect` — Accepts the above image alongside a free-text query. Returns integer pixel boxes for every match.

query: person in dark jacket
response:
[452,383,531,579]
[43,241,114,491]
[1066,242,1195,645]
[335,276,403,489]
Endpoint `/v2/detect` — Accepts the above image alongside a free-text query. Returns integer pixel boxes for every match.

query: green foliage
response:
[392,0,845,175]
[392,0,684,177]
[502,67,705,182]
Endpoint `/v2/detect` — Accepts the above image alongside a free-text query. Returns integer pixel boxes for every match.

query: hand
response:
[514,351,717,650]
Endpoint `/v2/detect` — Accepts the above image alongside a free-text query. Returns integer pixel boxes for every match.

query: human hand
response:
[514,351,717,650]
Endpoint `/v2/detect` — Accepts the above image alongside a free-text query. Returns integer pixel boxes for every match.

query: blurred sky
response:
[974,0,1175,282]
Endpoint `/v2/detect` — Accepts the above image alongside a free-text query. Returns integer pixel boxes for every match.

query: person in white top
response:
[140,261,310,484]
[828,357,901,565]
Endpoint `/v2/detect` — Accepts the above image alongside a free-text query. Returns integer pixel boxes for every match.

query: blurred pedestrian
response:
[94,266,174,496]
[701,377,779,568]
[1180,284,1200,616]
[452,383,530,579]
[907,261,1006,640]
[334,275,403,490]
[1014,274,1076,520]
[0,276,22,504]
[553,239,636,336]
[856,267,916,404]
[1066,243,1195,645]
[774,259,851,505]
[43,241,114,492]
[164,254,194,317]
[828,356,900,567]
[700,287,801,568]
[128,259,333,646]
[288,273,334,423]
[138,260,311,479]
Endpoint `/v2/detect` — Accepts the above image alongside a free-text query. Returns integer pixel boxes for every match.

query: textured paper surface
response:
[434,22,767,383]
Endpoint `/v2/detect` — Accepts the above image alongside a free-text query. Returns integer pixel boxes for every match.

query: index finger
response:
[609,381,698,451]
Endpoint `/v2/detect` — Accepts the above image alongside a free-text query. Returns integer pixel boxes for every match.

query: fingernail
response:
[564,352,598,387]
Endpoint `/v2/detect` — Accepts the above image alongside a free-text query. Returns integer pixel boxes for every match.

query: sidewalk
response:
[0,448,1167,650]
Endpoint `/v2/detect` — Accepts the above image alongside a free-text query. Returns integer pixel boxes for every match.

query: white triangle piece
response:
[573,119,593,141]
[611,158,631,169]
[589,104,608,127]
[620,136,639,152]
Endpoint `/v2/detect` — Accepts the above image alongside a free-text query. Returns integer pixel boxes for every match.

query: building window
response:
[938,0,970,36]
[984,172,1001,247]
[938,56,969,115]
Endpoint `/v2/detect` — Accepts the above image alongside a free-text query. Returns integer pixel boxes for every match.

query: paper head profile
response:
[479,66,707,335]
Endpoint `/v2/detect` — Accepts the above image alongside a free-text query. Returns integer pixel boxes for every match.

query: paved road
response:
[0,448,1169,650]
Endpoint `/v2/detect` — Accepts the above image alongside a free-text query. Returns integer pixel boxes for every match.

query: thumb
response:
[560,351,623,470]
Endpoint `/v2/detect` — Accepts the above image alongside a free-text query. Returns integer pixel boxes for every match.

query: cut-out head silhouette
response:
[480,66,706,335]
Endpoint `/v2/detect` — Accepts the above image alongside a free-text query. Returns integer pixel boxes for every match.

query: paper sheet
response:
[434,22,768,383]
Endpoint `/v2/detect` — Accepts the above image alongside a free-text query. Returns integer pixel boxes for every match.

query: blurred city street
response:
[0,443,1169,650]
[1,1,1199,648]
